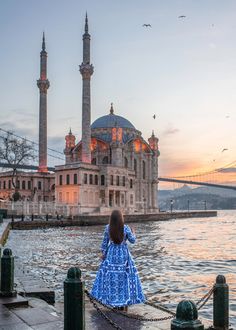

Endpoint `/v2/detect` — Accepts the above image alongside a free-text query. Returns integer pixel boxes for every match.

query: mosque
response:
[55,15,160,214]
[0,15,160,214]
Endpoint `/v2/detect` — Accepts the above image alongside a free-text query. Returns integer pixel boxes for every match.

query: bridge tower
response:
[79,13,94,163]
[37,33,50,172]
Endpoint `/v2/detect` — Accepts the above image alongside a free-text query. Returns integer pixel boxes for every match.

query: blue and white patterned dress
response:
[91,224,146,307]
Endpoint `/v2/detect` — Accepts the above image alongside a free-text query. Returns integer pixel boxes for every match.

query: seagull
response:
[178,15,186,19]
[221,148,228,153]
[153,114,156,119]
[143,24,152,27]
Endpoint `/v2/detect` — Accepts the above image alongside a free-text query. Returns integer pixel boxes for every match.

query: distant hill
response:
[158,185,236,210]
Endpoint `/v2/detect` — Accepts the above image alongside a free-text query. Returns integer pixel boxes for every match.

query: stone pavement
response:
[0,293,177,330]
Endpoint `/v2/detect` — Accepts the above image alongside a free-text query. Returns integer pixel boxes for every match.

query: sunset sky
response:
[0,0,235,186]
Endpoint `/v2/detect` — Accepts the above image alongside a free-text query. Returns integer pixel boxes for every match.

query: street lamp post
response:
[170,199,174,213]
[204,200,207,210]
[187,199,190,212]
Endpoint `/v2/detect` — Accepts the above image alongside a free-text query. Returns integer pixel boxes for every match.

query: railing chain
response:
[196,287,214,310]
[85,285,215,325]
[86,289,124,330]
[85,290,174,322]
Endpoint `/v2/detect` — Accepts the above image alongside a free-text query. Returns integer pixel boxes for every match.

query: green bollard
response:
[171,300,204,329]
[213,275,229,330]
[64,267,85,330]
[0,248,16,297]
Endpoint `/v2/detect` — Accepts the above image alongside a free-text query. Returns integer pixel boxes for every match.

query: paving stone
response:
[0,311,25,326]
[31,321,63,330]
[0,295,28,308]
[0,324,33,330]
[0,305,8,314]
[12,307,60,326]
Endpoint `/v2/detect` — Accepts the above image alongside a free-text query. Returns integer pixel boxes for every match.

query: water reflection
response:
[6,210,236,327]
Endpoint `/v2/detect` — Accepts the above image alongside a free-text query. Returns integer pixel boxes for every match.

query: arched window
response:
[84,173,88,184]
[59,175,63,185]
[95,175,98,185]
[102,156,108,164]
[142,161,146,180]
[116,176,120,186]
[89,174,93,184]
[66,174,70,185]
[74,174,77,184]
[92,158,97,165]
[38,181,42,190]
[110,175,114,185]
[28,181,31,190]
[130,194,134,205]
[130,179,133,189]
[134,159,137,176]
[8,180,11,189]
[122,176,125,187]
[124,157,128,168]
[22,181,26,190]
[101,175,105,186]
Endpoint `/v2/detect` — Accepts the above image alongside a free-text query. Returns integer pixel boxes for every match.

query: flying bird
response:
[178,15,186,19]
[221,148,228,153]
[153,114,156,119]
[143,24,152,27]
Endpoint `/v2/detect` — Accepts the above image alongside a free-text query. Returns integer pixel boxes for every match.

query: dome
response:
[91,104,135,130]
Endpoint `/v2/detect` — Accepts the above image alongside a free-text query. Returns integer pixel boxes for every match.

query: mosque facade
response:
[55,16,160,214]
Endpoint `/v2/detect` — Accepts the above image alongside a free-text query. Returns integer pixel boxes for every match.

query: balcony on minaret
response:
[37,79,50,93]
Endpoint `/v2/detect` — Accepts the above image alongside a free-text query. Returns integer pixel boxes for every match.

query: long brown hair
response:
[109,210,124,244]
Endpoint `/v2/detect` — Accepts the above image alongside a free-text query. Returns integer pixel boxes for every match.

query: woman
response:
[91,209,146,308]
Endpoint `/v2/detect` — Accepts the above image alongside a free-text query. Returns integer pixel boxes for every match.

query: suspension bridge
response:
[0,127,236,191]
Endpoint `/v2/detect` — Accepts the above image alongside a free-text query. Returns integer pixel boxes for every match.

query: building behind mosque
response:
[0,15,160,215]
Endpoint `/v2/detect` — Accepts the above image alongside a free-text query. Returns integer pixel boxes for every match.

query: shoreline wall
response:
[10,211,217,230]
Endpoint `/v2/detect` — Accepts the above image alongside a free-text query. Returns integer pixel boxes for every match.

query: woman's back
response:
[101,224,136,265]
[91,211,145,307]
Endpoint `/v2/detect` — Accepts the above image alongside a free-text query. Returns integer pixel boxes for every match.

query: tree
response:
[0,132,36,194]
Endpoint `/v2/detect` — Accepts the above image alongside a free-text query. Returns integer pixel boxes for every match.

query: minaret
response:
[37,32,50,172]
[79,13,94,163]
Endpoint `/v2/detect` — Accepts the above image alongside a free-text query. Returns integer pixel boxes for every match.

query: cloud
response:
[0,122,36,138]
[162,127,180,136]
[209,42,216,49]
[0,109,37,139]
